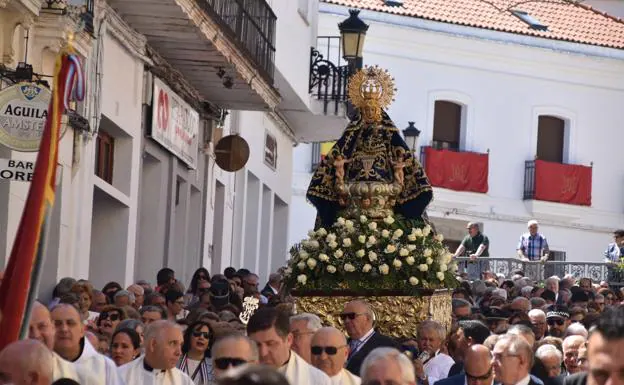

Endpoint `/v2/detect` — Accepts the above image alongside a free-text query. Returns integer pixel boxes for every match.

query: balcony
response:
[456,257,624,287]
[420,146,489,193]
[309,36,349,116]
[523,160,592,206]
[108,0,280,111]
[42,0,95,33]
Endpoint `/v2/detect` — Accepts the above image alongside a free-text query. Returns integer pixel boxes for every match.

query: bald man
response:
[0,340,54,385]
[50,304,121,385]
[434,345,493,385]
[118,320,193,385]
[311,327,361,385]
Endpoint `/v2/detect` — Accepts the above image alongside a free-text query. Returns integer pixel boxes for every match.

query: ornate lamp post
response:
[338,9,369,73]
[402,121,421,152]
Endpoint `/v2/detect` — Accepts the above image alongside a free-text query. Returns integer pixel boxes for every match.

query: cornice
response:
[266,110,297,144]
[99,2,150,63]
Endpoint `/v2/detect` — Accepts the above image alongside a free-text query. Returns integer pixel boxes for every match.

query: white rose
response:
[297,262,306,270]
[409,277,419,286]
[407,233,417,241]
[358,235,366,244]
[381,230,390,238]
[368,251,378,262]
[423,225,432,237]
[407,244,417,251]
[345,220,354,229]
[367,236,377,245]
[418,264,429,272]
[309,240,320,249]
[443,253,453,264]
[406,256,415,265]
[362,264,372,273]
[300,240,309,249]
[284,267,293,276]
[385,244,396,254]
[435,234,445,242]
[368,222,377,230]
[392,229,404,239]
[412,228,423,237]
[299,250,309,259]
[356,249,366,258]
[426,257,433,265]
[379,264,390,275]
[307,230,316,238]
[437,272,445,281]
[326,233,337,243]
[360,215,368,223]
[306,258,317,269]
[318,253,329,262]
[334,249,344,258]
[440,264,448,272]
[297,274,307,285]
[329,241,338,249]
[399,248,409,257]
[393,259,402,269]
[316,228,328,237]
[327,265,337,274]
[343,238,352,247]
[424,248,433,257]
[337,217,346,225]
[344,263,356,272]
[384,216,395,225]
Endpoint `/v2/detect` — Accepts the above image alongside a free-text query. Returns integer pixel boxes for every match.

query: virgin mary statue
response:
[306,66,433,228]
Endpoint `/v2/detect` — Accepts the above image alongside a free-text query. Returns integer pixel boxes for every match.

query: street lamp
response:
[338,9,369,71]
[402,121,421,152]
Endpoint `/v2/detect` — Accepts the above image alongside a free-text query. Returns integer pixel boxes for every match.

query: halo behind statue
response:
[347,66,397,112]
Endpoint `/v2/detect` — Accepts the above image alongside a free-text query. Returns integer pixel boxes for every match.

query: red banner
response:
[534,160,592,206]
[424,147,489,193]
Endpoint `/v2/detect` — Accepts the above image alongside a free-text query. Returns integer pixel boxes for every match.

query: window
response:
[298,0,309,20]
[95,130,114,183]
[536,116,564,163]
[432,101,462,150]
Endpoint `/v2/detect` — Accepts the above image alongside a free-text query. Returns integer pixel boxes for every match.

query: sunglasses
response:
[214,357,247,370]
[339,312,364,320]
[192,330,210,339]
[466,367,493,381]
[547,319,565,326]
[100,312,120,321]
[311,346,344,355]
[197,275,208,280]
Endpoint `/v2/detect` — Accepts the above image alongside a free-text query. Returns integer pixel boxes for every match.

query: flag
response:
[423,147,489,193]
[0,51,84,351]
[534,159,592,206]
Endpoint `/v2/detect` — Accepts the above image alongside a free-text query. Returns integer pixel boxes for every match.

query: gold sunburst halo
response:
[347,66,396,111]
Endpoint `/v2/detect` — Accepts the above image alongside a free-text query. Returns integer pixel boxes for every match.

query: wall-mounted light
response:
[402,121,421,152]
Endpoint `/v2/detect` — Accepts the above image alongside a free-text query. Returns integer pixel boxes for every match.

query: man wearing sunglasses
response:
[211,334,259,379]
[342,300,398,377]
[546,306,570,338]
[434,345,493,385]
[311,327,361,385]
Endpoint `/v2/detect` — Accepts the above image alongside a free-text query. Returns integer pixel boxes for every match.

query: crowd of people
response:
[0,264,623,385]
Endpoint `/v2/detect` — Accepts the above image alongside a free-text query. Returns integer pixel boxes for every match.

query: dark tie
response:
[348,339,362,360]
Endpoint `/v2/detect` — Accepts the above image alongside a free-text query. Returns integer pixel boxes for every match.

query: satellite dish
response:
[214,134,250,172]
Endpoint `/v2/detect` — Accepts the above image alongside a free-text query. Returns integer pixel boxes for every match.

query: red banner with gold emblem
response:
[534,160,592,206]
[423,147,489,193]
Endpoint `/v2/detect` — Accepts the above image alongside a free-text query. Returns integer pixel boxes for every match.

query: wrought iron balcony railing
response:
[455,257,624,287]
[199,0,276,83]
[309,36,350,115]
[42,0,95,34]
[523,160,537,200]
[311,142,321,172]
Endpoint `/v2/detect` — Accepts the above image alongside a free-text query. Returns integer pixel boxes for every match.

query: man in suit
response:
[448,320,491,376]
[435,345,493,385]
[261,273,282,300]
[492,334,540,385]
[342,300,398,376]
[564,306,624,385]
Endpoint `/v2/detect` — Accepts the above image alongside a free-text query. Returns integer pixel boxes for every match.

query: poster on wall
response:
[0,82,53,152]
[264,130,277,170]
[150,78,199,169]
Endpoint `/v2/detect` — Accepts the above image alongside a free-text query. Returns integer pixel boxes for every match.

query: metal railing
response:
[523,160,536,200]
[199,0,276,82]
[309,36,350,115]
[311,142,321,172]
[455,257,624,287]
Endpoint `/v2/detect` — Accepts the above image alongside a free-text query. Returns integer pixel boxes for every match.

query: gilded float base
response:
[293,290,452,339]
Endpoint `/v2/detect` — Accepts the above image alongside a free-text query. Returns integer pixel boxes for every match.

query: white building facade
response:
[289,0,624,264]
[0,0,334,299]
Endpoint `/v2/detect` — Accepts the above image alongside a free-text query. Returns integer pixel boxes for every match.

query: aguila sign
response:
[0,82,53,152]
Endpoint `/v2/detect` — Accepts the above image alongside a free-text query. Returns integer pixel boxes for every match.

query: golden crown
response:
[347,66,396,110]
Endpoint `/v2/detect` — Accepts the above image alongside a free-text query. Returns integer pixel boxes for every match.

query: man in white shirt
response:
[414,320,455,385]
[492,334,540,385]
[0,339,54,385]
[50,304,122,385]
[247,307,331,385]
[118,320,193,385]
[290,313,323,364]
[311,327,361,385]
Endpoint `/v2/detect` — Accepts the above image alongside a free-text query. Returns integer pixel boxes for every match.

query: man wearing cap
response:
[546,305,570,338]
[483,308,510,334]
[453,223,490,280]
[517,220,550,262]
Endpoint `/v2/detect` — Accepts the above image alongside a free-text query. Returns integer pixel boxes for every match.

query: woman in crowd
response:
[96,305,127,338]
[70,282,99,323]
[178,321,216,385]
[116,319,145,348]
[110,328,141,366]
[187,268,211,307]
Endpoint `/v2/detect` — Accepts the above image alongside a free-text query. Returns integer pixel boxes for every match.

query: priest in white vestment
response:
[50,303,123,385]
[247,307,332,385]
[119,320,194,385]
[311,327,361,385]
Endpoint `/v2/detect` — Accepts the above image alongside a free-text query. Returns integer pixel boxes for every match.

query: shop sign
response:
[0,158,34,182]
[0,83,52,152]
[150,78,199,169]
